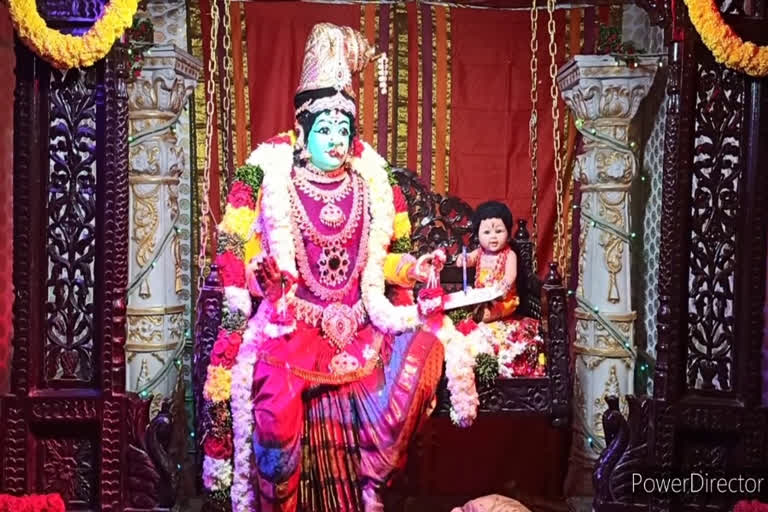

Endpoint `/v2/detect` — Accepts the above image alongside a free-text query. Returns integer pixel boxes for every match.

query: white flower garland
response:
[229,308,266,511]
[203,456,234,491]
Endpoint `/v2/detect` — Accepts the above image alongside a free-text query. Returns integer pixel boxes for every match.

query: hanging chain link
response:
[547,0,566,273]
[221,0,234,188]
[528,0,539,274]
[198,0,220,291]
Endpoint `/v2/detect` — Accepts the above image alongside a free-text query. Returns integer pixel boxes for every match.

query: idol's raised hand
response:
[247,255,294,302]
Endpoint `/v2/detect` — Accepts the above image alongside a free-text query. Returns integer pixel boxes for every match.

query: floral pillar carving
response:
[126,45,200,407]
[557,55,657,497]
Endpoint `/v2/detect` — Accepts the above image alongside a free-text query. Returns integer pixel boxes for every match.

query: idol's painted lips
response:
[328,149,343,159]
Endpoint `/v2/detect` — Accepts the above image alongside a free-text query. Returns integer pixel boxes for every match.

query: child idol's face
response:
[478,218,508,253]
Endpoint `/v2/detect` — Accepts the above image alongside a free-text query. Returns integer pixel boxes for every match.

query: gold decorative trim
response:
[359,3,366,129]
[387,6,395,162]
[373,5,379,148]
[573,344,634,358]
[430,6,437,191]
[132,184,160,271]
[416,5,423,176]
[129,175,181,185]
[242,5,251,158]
[127,305,187,316]
[579,183,632,192]
[129,111,182,121]
[125,342,180,353]
[573,308,637,322]
[395,3,409,168]
[445,7,452,189]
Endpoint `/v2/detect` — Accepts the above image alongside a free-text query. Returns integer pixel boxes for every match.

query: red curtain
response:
[0,5,13,393]
[449,8,565,274]
[244,2,360,147]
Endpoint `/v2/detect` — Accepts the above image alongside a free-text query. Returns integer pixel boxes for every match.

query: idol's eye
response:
[315,126,330,135]
[339,127,350,137]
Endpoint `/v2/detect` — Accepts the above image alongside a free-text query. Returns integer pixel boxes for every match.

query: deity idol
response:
[201,23,452,512]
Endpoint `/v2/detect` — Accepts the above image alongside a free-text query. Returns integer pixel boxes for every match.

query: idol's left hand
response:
[408,249,446,283]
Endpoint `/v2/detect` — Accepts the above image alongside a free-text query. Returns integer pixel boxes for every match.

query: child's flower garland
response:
[8,0,139,70]
[201,135,485,508]
[684,0,768,77]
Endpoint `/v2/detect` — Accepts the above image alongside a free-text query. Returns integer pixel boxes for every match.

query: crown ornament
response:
[296,23,388,118]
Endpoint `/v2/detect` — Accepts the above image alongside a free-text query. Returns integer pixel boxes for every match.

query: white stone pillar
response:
[126,45,201,411]
[557,55,656,497]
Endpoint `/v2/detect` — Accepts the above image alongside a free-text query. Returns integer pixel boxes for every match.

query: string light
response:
[574,295,635,358]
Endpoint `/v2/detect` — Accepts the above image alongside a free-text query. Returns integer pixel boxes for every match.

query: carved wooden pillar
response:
[557,55,657,497]
[0,2,184,510]
[126,45,200,409]
[0,2,131,507]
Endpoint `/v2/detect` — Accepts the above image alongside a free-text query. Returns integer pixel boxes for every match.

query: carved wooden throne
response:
[193,168,570,509]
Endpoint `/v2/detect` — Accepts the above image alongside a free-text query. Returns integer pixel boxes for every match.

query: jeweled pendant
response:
[319,202,346,227]
[317,243,350,287]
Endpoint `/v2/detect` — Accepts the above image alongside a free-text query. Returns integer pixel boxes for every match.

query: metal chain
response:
[528,0,539,274]
[547,0,566,272]
[221,0,234,188]
[198,0,220,292]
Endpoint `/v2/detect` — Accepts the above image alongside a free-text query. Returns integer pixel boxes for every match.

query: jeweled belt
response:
[291,296,367,351]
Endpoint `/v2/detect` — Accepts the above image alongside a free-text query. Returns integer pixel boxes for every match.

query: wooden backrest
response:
[392,168,542,319]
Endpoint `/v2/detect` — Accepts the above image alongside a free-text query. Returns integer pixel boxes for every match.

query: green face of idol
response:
[307,111,351,172]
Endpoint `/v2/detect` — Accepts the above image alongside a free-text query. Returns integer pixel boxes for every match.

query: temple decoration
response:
[126,44,201,406]
[557,55,657,496]
[8,0,139,70]
[683,0,768,77]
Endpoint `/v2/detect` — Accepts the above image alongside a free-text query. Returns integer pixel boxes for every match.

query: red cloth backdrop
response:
[449,8,566,273]
[0,5,13,394]
[244,3,361,146]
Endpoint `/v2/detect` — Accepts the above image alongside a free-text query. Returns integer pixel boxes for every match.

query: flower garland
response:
[684,0,768,77]
[199,180,259,499]
[8,0,139,70]
[0,494,64,512]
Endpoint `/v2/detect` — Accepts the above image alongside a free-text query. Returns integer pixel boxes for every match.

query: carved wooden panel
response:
[45,68,98,386]
[1,19,136,511]
[40,438,97,507]
[595,9,768,510]
[686,61,744,393]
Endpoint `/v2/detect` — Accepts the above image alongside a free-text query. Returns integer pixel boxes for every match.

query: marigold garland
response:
[684,0,768,77]
[8,0,139,70]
